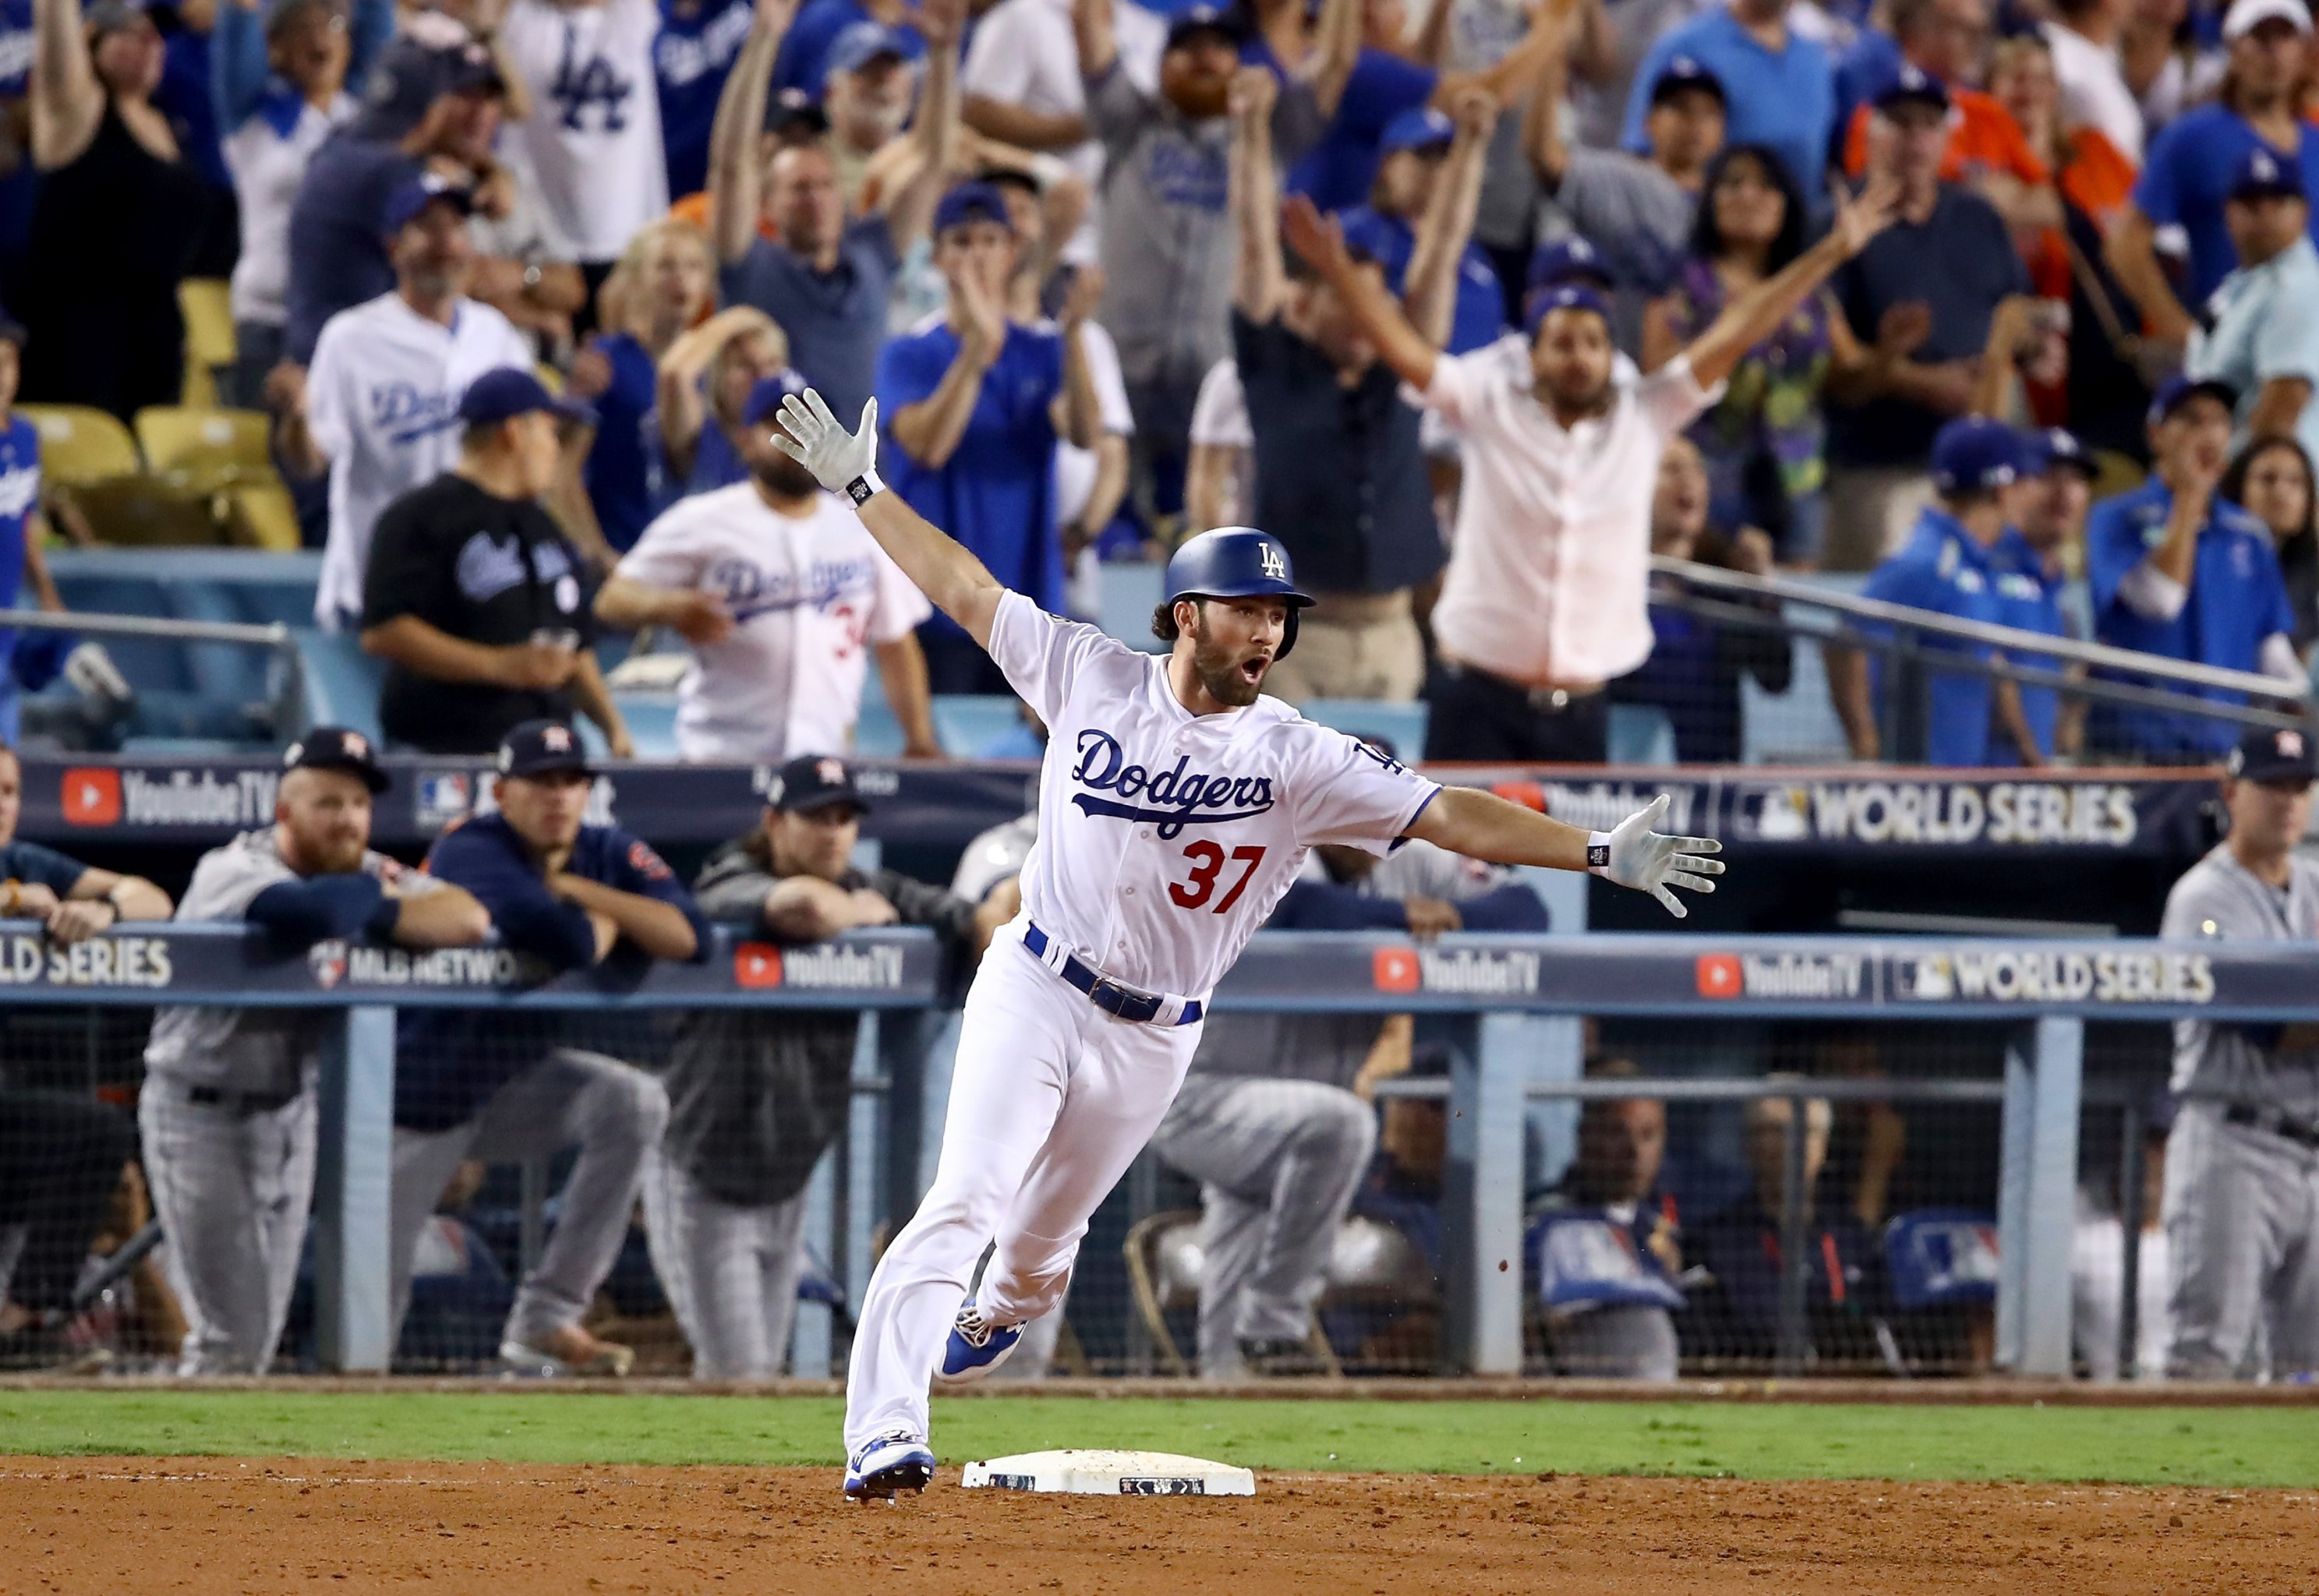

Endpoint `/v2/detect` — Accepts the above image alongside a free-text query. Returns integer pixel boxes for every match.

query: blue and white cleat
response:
[937,1299,1023,1386]
[844,1430,936,1501]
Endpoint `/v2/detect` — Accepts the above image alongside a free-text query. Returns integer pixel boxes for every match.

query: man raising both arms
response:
[770,387,1725,1501]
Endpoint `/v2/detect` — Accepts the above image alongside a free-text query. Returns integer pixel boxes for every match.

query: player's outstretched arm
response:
[772,389,1006,648]
[1405,789,1723,919]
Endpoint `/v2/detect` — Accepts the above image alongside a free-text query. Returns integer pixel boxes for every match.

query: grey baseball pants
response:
[640,1149,810,1379]
[2162,1100,2319,1379]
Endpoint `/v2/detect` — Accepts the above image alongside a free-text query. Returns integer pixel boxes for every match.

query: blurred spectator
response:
[2121,0,2223,138]
[655,0,754,198]
[140,731,486,1375]
[1612,436,1791,761]
[0,311,76,745]
[1992,423,2098,766]
[1618,0,1834,207]
[816,22,915,207]
[1532,1059,1684,1379]
[645,754,1005,1377]
[1076,0,1239,500]
[1829,415,2035,765]
[961,0,1165,262]
[568,217,716,553]
[498,0,670,310]
[359,368,632,756]
[2158,724,2319,1382]
[1341,97,1507,358]
[1645,143,1853,566]
[655,304,789,493]
[1284,150,1896,759]
[1183,352,1252,533]
[879,180,1100,693]
[394,719,706,1377]
[2087,376,2303,761]
[2220,435,2319,657]
[281,179,536,632]
[709,0,959,425]
[597,369,939,759]
[2044,0,2144,164]
[1688,1088,1877,1366]
[2186,147,2319,468]
[20,0,214,420]
[0,1088,133,1369]
[1534,53,1720,355]
[2072,1103,2172,1382]
[1154,834,1546,1379]
[1349,1041,1448,1312]
[772,0,921,97]
[2109,0,2318,350]
[213,0,379,408]
[1824,70,2027,570]
[0,741,171,934]
[1229,69,1443,703]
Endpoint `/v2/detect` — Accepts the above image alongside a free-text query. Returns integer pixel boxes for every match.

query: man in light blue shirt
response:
[2187,144,2319,470]
[1618,0,1834,207]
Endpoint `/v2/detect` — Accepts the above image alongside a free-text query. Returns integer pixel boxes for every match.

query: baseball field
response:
[6,1384,2318,1593]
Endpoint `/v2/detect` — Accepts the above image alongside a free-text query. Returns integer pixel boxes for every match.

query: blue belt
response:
[1023,921,1204,1027]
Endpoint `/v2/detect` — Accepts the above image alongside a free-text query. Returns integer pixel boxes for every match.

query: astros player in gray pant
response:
[2158,725,2319,1380]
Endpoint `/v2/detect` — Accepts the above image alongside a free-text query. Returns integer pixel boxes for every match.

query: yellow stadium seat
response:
[135,406,272,478]
[19,404,142,486]
[224,480,302,552]
[179,279,235,409]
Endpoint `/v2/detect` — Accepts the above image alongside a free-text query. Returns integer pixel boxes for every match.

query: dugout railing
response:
[5,921,2289,1379]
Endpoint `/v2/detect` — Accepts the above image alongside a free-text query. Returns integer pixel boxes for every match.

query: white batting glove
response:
[1589,793,1724,919]
[770,388,882,501]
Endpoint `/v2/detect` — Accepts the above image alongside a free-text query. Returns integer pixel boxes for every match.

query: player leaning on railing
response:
[769,386,1725,1500]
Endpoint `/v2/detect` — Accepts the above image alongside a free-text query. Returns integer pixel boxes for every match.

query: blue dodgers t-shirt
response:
[770,0,924,96]
[684,417,747,495]
[1859,506,2005,767]
[283,134,423,364]
[656,0,757,197]
[1337,204,1505,355]
[398,812,709,1132]
[1829,184,2028,468]
[0,415,37,697]
[581,332,666,553]
[2085,476,2297,757]
[2136,106,2319,309]
[0,839,89,899]
[1988,528,2069,765]
[719,214,899,425]
[1620,7,1835,207]
[1246,41,1437,214]
[876,318,1065,634]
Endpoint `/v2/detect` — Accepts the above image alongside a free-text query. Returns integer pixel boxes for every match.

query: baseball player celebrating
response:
[771,387,1723,1499]
[2158,724,2319,1379]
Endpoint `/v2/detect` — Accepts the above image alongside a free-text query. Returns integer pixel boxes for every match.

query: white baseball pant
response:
[137,1075,316,1375]
[641,1149,811,1379]
[842,941,1201,1453]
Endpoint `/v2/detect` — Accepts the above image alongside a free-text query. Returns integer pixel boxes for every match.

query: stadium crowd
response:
[1,0,2318,1384]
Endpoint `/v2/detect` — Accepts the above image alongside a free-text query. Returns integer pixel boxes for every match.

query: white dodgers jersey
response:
[988,591,1441,1001]
[500,0,669,261]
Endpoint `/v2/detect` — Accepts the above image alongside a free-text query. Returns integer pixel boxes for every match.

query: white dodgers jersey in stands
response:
[986,591,1441,1001]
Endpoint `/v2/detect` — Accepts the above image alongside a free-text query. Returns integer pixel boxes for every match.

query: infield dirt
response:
[6,1457,2315,1594]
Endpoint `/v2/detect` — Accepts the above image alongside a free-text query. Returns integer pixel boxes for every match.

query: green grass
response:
[3,1391,2317,1486]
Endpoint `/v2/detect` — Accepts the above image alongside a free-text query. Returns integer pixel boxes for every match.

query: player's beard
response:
[1188,616,1267,708]
[751,451,823,500]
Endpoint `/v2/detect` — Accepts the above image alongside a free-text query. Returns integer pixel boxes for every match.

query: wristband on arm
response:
[1586,832,1612,874]
[844,468,886,507]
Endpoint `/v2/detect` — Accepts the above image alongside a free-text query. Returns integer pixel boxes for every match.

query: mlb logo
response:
[1372,947,1420,994]
[61,768,122,826]
[1695,953,1742,998]
[309,939,348,989]
[417,771,473,829]
[735,942,784,988]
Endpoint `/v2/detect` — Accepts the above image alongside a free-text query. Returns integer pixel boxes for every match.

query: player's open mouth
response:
[1239,657,1268,683]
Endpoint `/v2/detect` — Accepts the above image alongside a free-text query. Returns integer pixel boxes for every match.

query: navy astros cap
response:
[2147,373,2238,426]
[2227,144,2307,203]
[2228,723,2319,783]
[1649,55,1726,107]
[458,367,597,429]
[742,368,812,428]
[1928,416,2024,495]
[1874,62,1952,115]
[1380,106,1455,156]
[931,179,1013,237]
[765,754,870,814]
[498,719,595,779]
[1523,281,1612,336]
[1526,235,1610,291]
[284,725,389,794]
[381,175,474,235]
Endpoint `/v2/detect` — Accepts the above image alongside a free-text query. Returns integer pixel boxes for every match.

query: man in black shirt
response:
[359,369,635,756]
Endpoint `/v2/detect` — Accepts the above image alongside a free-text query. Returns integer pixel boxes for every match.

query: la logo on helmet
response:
[1259,544,1286,581]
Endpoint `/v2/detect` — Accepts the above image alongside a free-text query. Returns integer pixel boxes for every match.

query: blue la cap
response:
[1649,55,1726,107]
[1874,62,1952,115]
[381,175,473,235]
[497,719,594,779]
[741,368,811,428]
[932,179,1014,238]
[1165,3,1240,49]
[825,19,910,76]
[457,366,597,429]
[1380,106,1455,157]
[2028,426,2098,478]
[2147,373,2237,427]
[2228,143,2307,203]
[1930,415,2026,495]
[1525,234,1610,291]
[1523,281,1613,336]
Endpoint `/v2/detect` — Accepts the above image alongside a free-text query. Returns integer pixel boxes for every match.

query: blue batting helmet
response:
[1163,527,1315,657]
